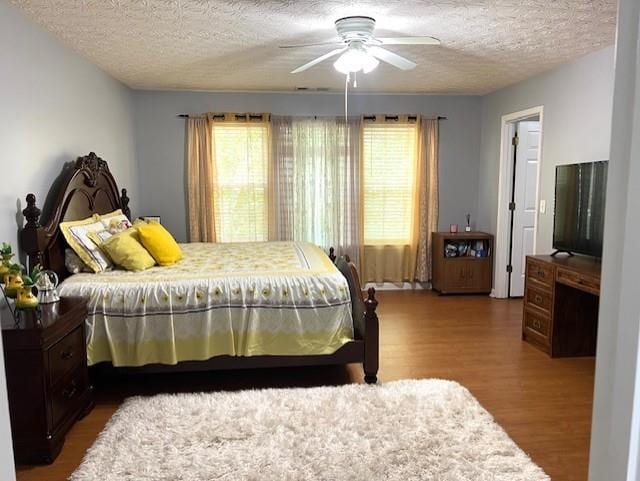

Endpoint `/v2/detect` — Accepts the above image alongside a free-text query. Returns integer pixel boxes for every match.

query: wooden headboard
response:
[20,152,131,279]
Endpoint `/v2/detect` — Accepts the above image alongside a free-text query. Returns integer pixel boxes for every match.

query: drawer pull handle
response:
[61,350,74,360]
[533,319,542,330]
[534,295,543,304]
[62,381,77,400]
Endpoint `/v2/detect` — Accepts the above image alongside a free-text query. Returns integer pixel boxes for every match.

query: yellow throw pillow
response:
[136,221,182,266]
[101,229,156,272]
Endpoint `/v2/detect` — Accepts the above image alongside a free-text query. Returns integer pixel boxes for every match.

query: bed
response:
[20,153,379,383]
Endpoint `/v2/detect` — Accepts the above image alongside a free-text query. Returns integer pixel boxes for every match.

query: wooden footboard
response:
[334,251,379,384]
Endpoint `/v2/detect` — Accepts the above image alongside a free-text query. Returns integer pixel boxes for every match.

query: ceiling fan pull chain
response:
[345,73,350,121]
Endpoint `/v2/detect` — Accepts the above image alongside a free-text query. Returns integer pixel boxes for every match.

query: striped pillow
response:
[59,215,113,273]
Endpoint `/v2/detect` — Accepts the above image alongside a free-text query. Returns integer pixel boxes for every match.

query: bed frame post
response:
[120,188,131,220]
[363,287,379,384]
[21,193,43,272]
[329,247,336,263]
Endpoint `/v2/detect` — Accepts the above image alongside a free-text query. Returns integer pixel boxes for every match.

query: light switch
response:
[539,199,546,214]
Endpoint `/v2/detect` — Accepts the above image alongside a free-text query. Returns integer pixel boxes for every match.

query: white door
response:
[510,120,540,297]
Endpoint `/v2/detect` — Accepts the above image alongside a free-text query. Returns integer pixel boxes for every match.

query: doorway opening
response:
[493,106,544,299]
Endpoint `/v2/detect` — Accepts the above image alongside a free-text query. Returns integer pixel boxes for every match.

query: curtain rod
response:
[177,114,447,120]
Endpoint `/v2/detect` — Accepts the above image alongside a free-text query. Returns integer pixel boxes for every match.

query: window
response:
[212,123,269,242]
[362,123,418,244]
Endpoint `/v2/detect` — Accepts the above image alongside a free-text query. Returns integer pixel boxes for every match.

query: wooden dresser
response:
[523,255,601,357]
[432,232,493,294]
[1,296,93,464]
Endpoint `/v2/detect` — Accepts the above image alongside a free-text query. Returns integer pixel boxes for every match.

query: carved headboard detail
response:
[20,153,131,279]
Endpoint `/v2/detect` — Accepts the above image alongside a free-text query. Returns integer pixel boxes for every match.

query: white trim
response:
[494,106,544,298]
[363,282,431,291]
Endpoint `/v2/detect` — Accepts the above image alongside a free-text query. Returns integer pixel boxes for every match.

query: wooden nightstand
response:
[1,296,94,464]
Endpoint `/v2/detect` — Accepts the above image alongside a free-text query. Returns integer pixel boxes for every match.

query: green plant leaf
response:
[9,263,23,273]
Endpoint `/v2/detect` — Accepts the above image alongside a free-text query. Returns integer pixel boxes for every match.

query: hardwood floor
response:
[15,291,595,481]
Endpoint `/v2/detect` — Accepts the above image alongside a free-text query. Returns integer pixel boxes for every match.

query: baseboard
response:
[363,282,432,291]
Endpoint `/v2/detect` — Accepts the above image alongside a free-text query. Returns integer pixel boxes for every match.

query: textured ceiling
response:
[11,0,617,94]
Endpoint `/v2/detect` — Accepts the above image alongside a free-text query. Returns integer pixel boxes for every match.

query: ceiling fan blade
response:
[367,46,417,70]
[279,41,342,49]
[377,36,441,45]
[290,47,347,74]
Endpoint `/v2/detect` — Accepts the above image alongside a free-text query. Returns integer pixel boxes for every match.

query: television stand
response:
[550,249,574,257]
[522,255,601,357]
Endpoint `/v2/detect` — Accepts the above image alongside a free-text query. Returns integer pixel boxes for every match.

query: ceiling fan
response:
[281,16,440,75]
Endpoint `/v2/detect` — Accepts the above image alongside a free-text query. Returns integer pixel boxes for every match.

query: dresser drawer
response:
[556,267,600,295]
[523,307,551,338]
[525,286,552,314]
[51,368,88,429]
[526,259,553,288]
[48,327,84,387]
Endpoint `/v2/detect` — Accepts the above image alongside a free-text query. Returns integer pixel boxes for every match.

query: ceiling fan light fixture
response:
[333,48,379,74]
[362,55,380,74]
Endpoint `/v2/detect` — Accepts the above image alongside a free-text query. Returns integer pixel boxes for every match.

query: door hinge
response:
[512,135,519,146]
[508,202,516,211]
[506,264,513,273]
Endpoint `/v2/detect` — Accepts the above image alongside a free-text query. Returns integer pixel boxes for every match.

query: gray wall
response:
[0,2,138,253]
[133,91,482,242]
[0,5,138,472]
[477,47,615,254]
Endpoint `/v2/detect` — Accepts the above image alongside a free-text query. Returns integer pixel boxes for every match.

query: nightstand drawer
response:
[526,259,553,288]
[525,286,552,314]
[51,368,88,429]
[524,308,551,338]
[556,267,600,295]
[48,326,84,387]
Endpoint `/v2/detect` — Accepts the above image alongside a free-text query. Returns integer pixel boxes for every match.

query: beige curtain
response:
[186,117,216,242]
[271,115,362,269]
[361,115,439,284]
[187,113,270,243]
[415,118,439,282]
[361,115,420,283]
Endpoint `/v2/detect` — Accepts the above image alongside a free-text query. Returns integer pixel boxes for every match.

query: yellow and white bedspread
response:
[59,242,353,367]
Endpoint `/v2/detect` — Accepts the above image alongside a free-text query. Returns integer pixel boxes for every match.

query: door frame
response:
[493,105,544,299]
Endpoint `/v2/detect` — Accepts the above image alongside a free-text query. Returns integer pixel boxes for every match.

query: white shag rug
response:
[71,379,548,481]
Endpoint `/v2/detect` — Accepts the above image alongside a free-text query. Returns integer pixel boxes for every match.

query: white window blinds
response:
[362,123,418,245]
[212,123,269,242]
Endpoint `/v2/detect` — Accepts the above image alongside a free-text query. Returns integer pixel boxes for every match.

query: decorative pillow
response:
[59,215,113,273]
[87,217,133,251]
[64,248,91,274]
[100,209,129,227]
[101,228,156,272]
[136,221,183,266]
[106,218,132,233]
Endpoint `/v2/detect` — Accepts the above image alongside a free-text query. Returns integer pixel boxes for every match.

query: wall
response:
[477,47,615,254]
[0,4,138,477]
[0,2,138,253]
[589,0,640,478]
[133,91,482,242]
[0,332,14,481]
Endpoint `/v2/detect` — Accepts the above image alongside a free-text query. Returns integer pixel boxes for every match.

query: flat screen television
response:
[553,161,607,258]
